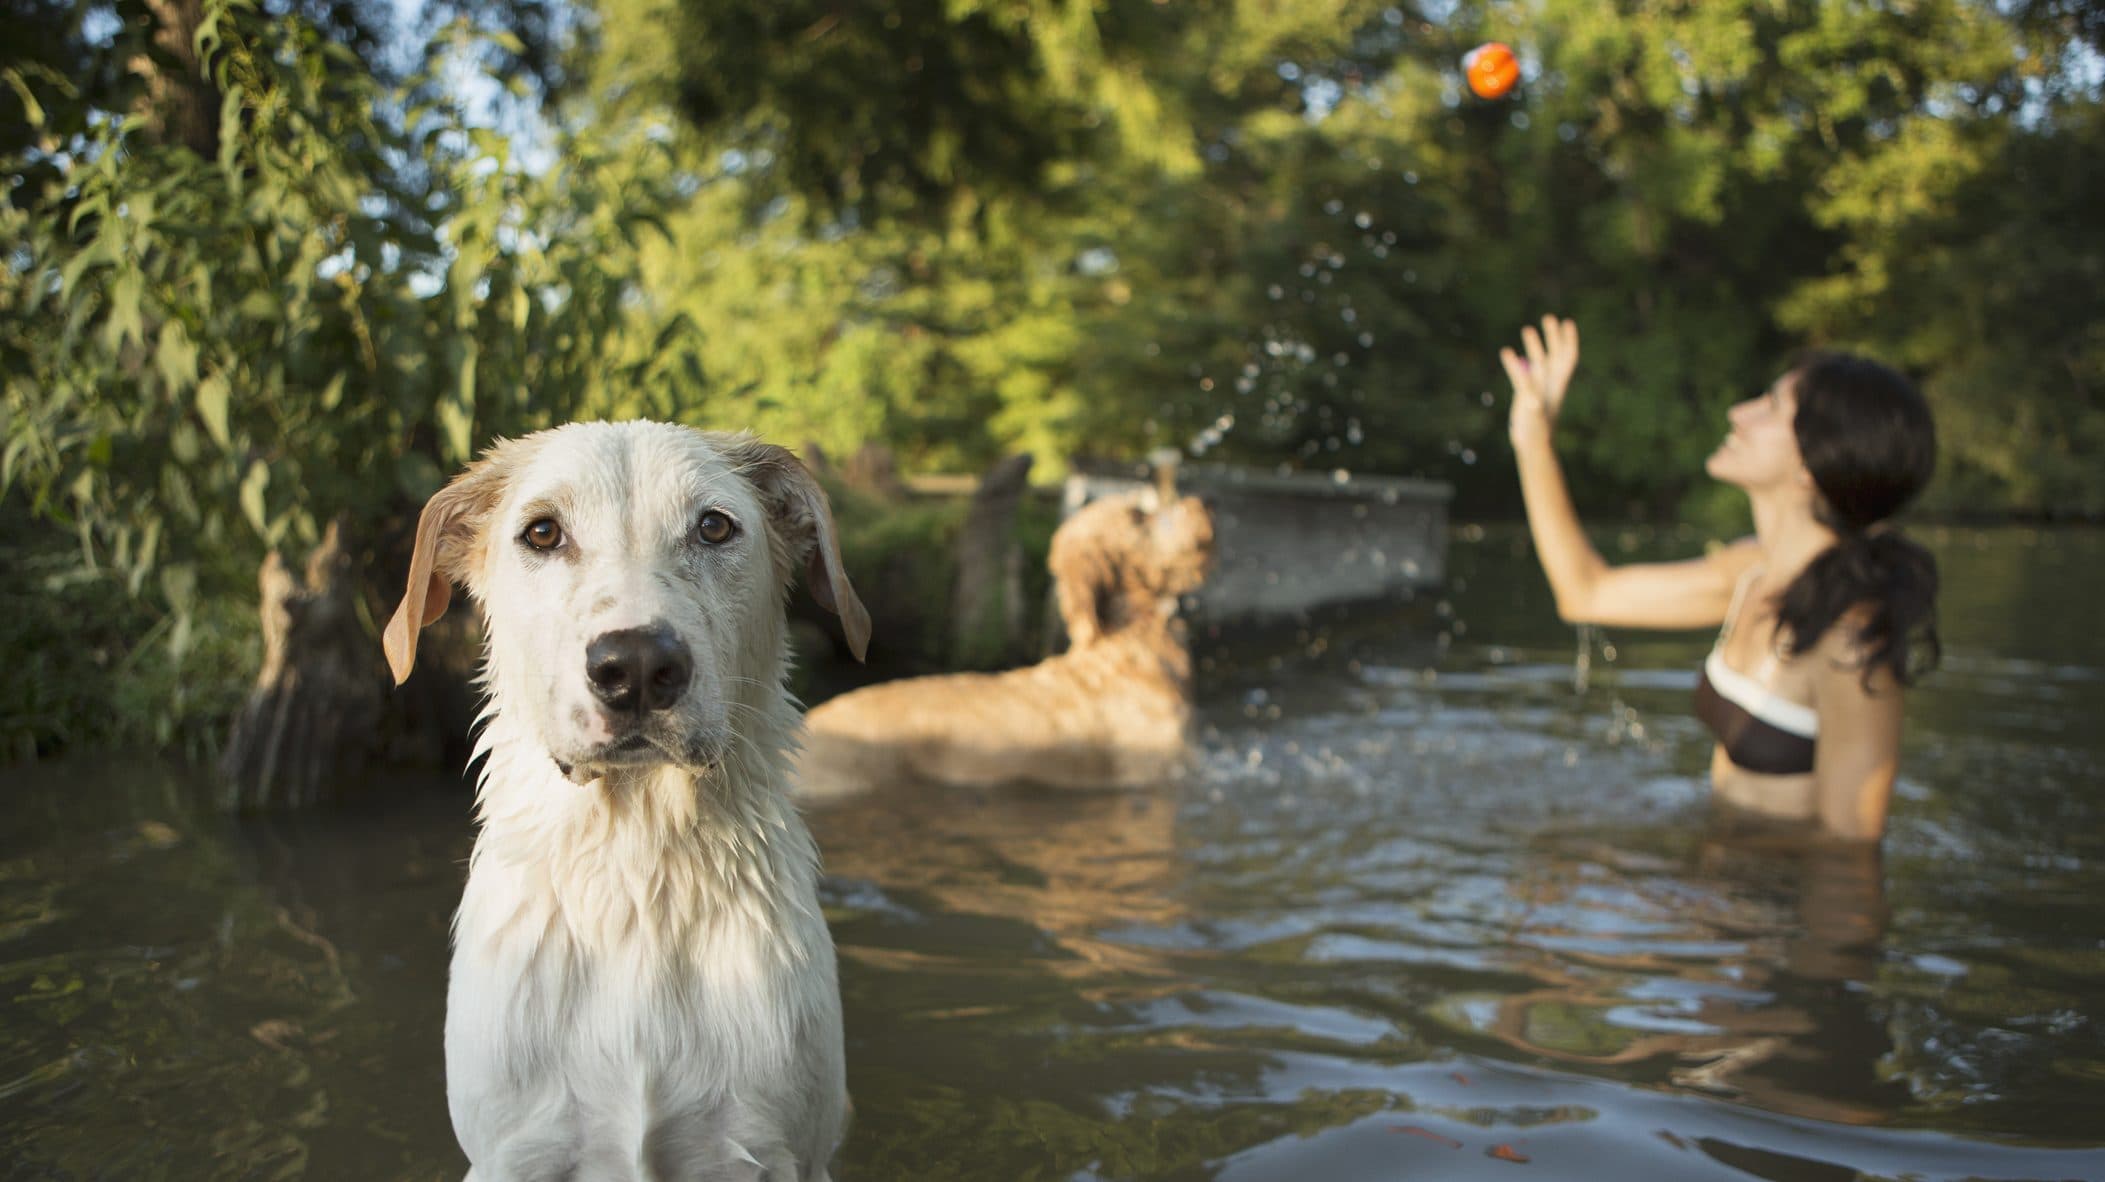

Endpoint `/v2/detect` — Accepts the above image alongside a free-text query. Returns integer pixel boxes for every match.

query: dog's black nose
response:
[586,626,692,713]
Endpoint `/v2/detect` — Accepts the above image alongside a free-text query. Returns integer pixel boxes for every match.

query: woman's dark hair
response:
[1776,352,1940,688]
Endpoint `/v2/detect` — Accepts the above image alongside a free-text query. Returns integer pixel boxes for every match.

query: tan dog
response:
[793,490,1214,799]
[382,422,868,1181]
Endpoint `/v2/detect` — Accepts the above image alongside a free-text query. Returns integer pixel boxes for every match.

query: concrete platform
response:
[1065,456,1453,623]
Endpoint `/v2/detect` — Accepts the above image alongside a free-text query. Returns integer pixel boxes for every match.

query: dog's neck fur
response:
[463,643,822,964]
[1091,594,1193,693]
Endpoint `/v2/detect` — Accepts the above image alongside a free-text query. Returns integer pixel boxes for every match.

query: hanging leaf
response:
[155,321,200,397]
[195,372,233,449]
[440,337,480,463]
[238,460,271,535]
[158,561,199,657]
[2,68,46,129]
[102,270,145,353]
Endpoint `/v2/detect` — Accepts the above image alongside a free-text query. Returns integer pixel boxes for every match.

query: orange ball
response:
[1464,41,1520,100]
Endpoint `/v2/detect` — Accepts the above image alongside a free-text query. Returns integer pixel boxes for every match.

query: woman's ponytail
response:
[1777,527,1940,688]
[1775,352,1941,689]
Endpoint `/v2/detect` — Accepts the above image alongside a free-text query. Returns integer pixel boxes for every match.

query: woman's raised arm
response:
[1503,315,1754,631]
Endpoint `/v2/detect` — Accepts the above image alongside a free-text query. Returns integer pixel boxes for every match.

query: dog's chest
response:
[447,830,836,1112]
[443,825,845,1178]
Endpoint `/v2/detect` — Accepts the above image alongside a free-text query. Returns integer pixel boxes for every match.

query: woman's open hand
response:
[1501,315,1580,448]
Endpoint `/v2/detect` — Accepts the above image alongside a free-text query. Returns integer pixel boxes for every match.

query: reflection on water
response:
[5,527,2105,1180]
[1430,838,1895,1124]
[0,770,469,1181]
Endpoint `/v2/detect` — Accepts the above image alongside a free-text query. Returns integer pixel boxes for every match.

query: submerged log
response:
[219,519,384,811]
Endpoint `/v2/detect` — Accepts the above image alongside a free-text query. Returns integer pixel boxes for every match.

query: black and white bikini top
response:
[1692,566,1818,776]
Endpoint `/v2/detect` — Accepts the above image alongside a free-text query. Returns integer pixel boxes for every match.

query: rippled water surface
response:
[5,526,2103,1180]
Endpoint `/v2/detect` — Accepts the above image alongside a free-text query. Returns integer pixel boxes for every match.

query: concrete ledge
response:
[1065,458,1452,623]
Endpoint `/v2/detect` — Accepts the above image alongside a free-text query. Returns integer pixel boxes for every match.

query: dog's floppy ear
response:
[1048,508,1119,649]
[382,452,510,685]
[726,437,872,663]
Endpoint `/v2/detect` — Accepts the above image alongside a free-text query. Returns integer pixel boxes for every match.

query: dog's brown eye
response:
[523,518,564,551]
[696,511,737,546]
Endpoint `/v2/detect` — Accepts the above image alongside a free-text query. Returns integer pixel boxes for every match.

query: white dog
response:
[383,422,870,1182]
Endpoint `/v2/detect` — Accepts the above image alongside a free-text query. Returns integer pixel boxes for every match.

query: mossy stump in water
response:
[219,518,384,810]
[952,454,1034,669]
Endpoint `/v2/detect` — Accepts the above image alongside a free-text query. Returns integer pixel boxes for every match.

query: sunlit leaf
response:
[195,373,232,450]
[154,322,200,397]
[103,271,145,353]
[3,68,46,129]
[238,461,271,535]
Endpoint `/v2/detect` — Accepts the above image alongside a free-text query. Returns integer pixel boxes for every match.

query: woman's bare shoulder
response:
[1704,536,1764,586]
[1811,604,1903,697]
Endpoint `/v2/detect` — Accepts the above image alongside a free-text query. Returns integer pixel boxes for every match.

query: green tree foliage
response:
[599,0,2100,515]
[1777,22,2105,515]
[4,0,2100,754]
[0,0,697,752]
[597,0,1209,220]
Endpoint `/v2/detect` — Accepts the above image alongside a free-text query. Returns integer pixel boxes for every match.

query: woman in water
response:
[1501,316,1940,842]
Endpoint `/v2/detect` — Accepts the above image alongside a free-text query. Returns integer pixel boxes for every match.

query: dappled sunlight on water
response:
[4,527,2104,1179]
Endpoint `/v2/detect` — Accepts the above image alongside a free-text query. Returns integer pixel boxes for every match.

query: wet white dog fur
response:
[384,422,870,1181]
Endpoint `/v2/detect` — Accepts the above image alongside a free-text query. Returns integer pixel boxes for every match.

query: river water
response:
[4,525,2102,1180]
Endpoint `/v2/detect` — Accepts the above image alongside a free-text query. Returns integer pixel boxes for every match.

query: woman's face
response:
[1706,372,1810,492]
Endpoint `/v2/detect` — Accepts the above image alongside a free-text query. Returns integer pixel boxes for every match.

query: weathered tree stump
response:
[842,443,907,500]
[219,518,385,811]
[951,454,1034,668]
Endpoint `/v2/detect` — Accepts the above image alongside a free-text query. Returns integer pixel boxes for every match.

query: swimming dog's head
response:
[383,422,869,782]
[1049,490,1216,648]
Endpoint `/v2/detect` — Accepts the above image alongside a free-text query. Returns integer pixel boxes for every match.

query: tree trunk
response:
[132,0,222,158]
[843,442,908,500]
[219,519,384,810]
[951,453,1033,668]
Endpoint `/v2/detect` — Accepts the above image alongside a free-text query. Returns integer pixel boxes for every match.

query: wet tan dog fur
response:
[793,491,1213,799]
